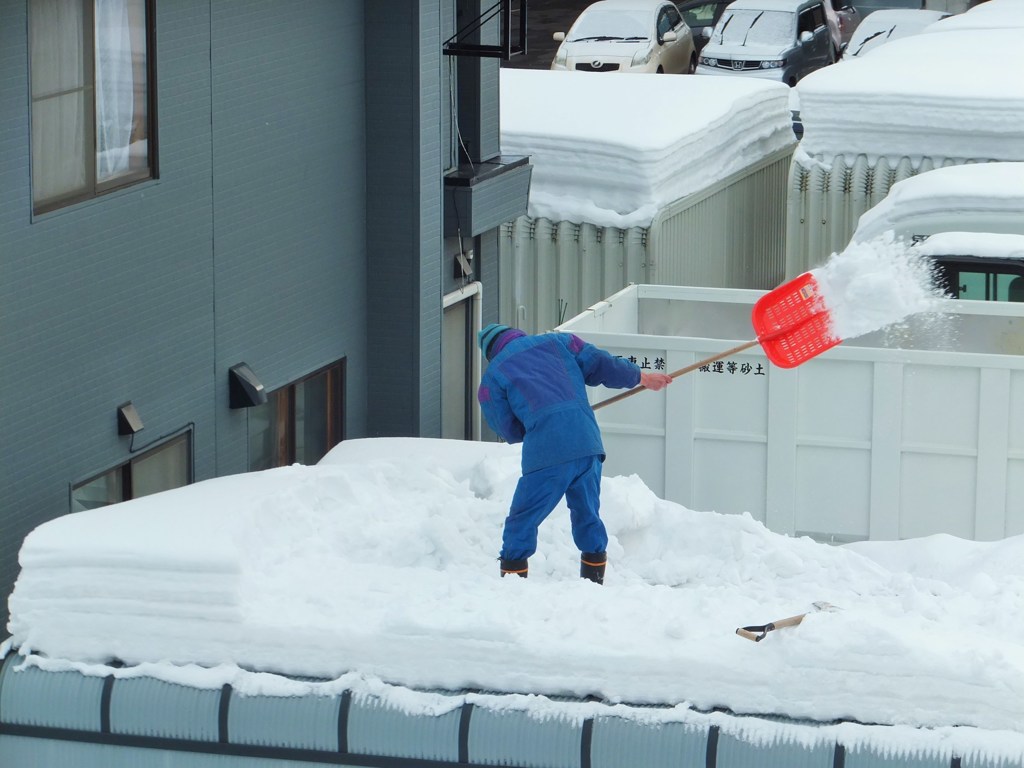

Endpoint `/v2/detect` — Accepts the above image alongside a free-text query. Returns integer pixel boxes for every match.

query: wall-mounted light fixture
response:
[229,363,268,409]
[117,402,144,436]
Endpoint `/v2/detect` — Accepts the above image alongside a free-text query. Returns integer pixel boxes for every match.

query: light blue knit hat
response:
[478,323,510,359]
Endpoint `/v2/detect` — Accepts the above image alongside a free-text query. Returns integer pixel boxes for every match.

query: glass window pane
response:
[96,0,148,180]
[957,271,988,301]
[30,0,85,97]
[295,373,329,465]
[72,467,124,512]
[32,91,88,203]
[132,434,190,499]
[248,397,279,471]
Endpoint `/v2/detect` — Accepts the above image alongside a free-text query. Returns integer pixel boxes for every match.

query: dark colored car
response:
[678,0,731,53]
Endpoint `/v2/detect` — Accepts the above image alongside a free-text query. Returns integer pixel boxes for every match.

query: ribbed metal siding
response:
[0,735,344,767]
[228,690,341,751]
[784,153,987,278]
[109,677,220,741]
[346,693,461,762]
[843,748,952,768]
[649,147,792,291]
[499,217,649,334]
[467,707,582,768]
[498,148,792,335]
[590,717,707,768]
[0,658,103,731]
[717,732,833,767]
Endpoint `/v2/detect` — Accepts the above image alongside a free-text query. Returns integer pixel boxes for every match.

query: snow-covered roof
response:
[499,69,794,228]
[795,28,1024,162]
[922,0,1024,33]
[914,231,1024,262]
[851,162,1024,243]
[7,436,1024,747]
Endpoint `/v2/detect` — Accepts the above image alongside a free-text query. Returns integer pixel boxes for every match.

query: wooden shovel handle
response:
[592,339,760,411]
[735,612,808,642]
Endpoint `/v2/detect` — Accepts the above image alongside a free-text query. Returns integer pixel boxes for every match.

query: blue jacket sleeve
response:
[567,334,641,389]
[478,379,526,444]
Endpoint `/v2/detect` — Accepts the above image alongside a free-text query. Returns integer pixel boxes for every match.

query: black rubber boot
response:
[580,552,607,584]
[500,557,528,578]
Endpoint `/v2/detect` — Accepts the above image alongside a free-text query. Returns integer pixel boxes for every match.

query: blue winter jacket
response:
[477,332,641,473]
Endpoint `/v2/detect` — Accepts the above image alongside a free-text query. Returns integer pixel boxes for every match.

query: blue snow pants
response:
[500,455,608,561]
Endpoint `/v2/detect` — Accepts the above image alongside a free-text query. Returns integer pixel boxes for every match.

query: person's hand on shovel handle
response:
[640,371,673,391]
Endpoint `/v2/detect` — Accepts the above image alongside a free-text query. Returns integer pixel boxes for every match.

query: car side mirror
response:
[799,30,813,43]
[701,27,712,39]
[839,41,848,53]
[662,30,677,42]
[553,31,566,42]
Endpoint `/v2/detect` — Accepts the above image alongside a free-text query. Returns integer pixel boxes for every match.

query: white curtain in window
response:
[30,0,86,202]
[95,0,135,180]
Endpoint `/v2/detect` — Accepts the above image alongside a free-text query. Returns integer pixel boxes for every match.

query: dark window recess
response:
[248,360,346,471]
[932,258,1024,303]
[29,0,157,214]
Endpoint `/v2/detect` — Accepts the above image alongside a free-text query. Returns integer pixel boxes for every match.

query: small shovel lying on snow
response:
[736,601,838,642]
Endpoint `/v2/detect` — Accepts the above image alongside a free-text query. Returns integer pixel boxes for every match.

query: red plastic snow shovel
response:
[592,272,841,411]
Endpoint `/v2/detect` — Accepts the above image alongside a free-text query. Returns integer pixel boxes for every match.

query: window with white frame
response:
[29,0,156,214]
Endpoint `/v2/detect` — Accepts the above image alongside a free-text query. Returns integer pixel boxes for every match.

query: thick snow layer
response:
[851,162,1024,243]
[7,437,1024,749]
[923,0,1024,33]
[795,28,1024,162]
[499,69,795,228]
[915,232,1024,262]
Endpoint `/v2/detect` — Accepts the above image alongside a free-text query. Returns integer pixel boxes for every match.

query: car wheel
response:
[657,66,664,73]
[688,53,697,74]
[787,76,797,87]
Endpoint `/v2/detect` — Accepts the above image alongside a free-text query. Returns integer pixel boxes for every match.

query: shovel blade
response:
[751,272,841,369]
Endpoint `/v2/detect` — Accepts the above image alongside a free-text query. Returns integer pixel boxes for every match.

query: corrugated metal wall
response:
[1,656,1018,768]
[498,148,792,334]
[784,153,988,279]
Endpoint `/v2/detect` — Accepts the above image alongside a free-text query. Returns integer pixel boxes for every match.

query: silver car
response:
[695,0,835,86]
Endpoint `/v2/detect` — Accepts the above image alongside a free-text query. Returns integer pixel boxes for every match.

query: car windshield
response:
[680,1,724,27]
[715,10,794,46]
[847,23,895,56]
[568,10,650,41]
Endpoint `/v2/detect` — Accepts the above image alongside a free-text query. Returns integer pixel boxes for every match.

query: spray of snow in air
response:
[812,233,947,342]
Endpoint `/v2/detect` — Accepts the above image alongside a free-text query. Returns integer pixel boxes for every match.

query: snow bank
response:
[795,28,1024,163]
[923,0,1024,33]
[851,162,1024,244]
[915,232,1024,262]
[7,438,1024,739]
[500,69,794,228]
